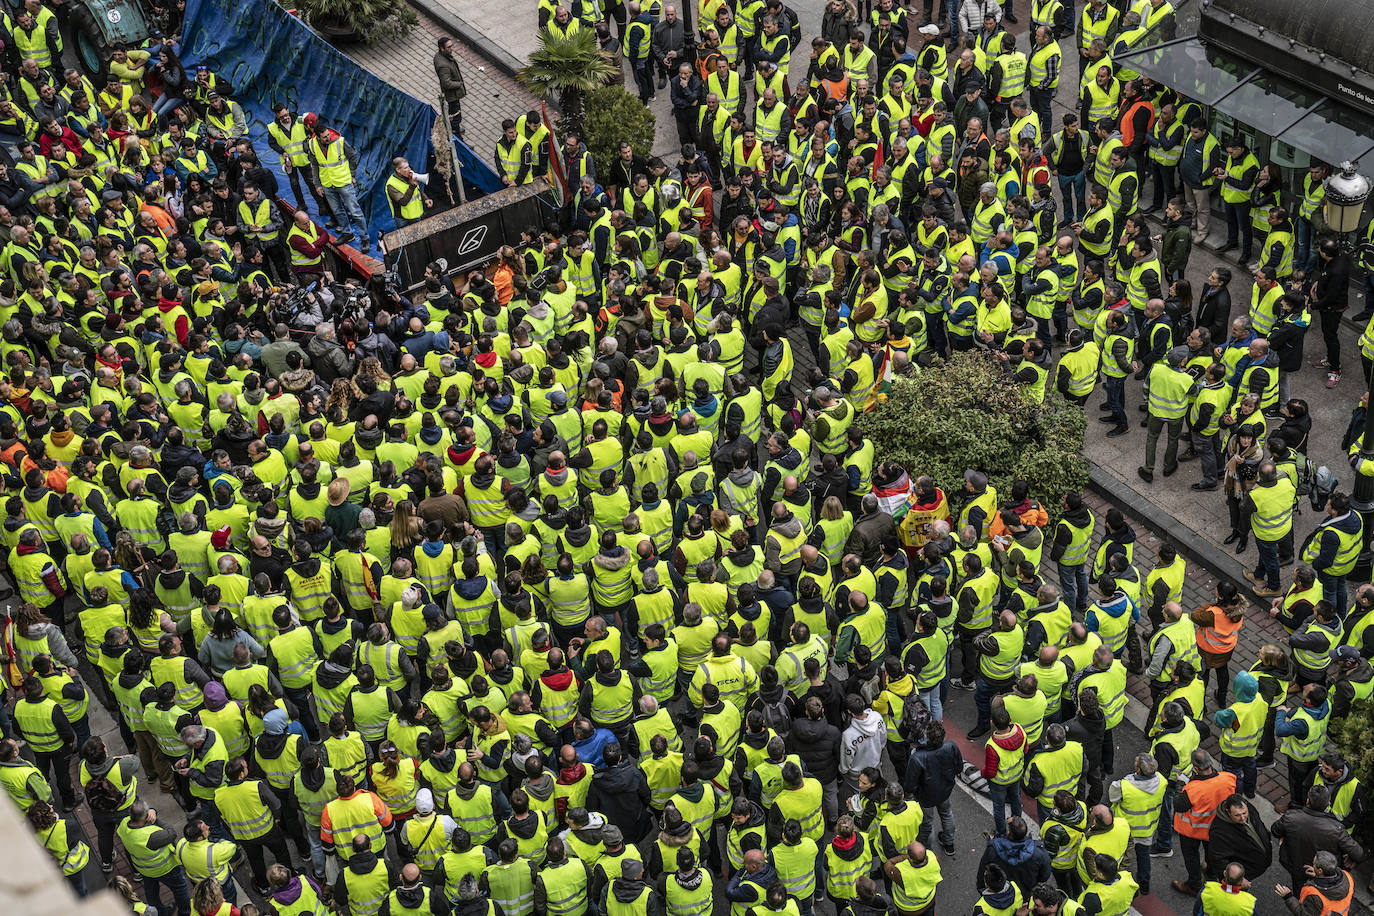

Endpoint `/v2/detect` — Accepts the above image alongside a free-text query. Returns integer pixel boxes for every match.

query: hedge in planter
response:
[580,85,655,173]
[852,350,1088,522]
[1329,696,1374,845]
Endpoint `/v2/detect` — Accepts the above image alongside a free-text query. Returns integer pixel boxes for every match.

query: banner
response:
[176,0,487,234]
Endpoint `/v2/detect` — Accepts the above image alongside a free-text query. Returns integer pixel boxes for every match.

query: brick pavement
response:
[347,11,543,178]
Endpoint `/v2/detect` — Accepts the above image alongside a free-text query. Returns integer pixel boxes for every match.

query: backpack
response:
[759,694,794,737]
[897,692,931,743]
[84,773,125,812]
[1289,450,1316,498]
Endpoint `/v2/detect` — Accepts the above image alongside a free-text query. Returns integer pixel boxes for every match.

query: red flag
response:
[543,102,568,205]
[871,138,885,181]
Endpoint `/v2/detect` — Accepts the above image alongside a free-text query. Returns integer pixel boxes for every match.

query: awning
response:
[1116,37,1374,166]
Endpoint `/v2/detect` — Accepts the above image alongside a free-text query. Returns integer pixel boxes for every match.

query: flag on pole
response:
[543,102,568,206]
[871,139,885,181]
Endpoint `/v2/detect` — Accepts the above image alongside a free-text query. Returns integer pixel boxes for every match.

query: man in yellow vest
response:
[1274,683,1332,808]
[1139,345,1198,482]
[216,756,293,895]
[1215,135,1259,263]
[1244,461,1296,597]
[1212,671,1265,800]
[1109,752,1166,895]
[118,800,193,916]
[238,181,290,283]
[14,676,76,810]
[339,833,400,915]
[386,156,432,230]
[268,104,327,212]
[304,112,369,252]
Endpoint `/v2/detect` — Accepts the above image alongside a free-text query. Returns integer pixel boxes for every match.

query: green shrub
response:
[1329,697,1374,843]
[581,85,655,171]
[852,350,1088,521]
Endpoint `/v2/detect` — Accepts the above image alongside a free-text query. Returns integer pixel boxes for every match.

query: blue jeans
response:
[144,867,191,916]
[920,685,943,723]
[1059,562,1089,613]
[1153,780,1177,852]
[153,94,183,119]
[323,183,368,242]
[1135,840,1152,888]
[946,0,961,39]
[1295,219,1319,276]
[1254,538,1280,589]
[918,798,956,846]
[1319,571,1348,618]
[306,828,326,880]
[1059,170,1087,223]
[1223,201,1252,257]
[974,677,1010,731]
[1104,375,1127,427]
[989,781,1022,835]
[1221,751,1257,798]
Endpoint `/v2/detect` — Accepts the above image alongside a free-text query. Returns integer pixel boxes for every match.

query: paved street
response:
[347,10,542,182]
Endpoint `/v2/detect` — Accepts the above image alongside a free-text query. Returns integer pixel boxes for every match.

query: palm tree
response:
[518,28,617,136]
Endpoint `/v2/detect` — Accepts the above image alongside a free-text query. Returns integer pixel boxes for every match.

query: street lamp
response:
[1327,162,1374,580]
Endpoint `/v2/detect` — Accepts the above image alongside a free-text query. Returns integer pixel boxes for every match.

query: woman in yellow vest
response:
[28,798,91,896]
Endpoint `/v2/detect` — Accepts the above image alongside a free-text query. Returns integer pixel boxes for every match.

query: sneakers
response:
[1328,370,1341,388]
[951,677,976,690]
[1150,847,1174,859]
[1312,357,1333,368]
[941,839,956,856]
[100,859,115,873]
[1257,758,1278,770]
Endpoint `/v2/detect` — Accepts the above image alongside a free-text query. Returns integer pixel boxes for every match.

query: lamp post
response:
[1327,162,1374,580]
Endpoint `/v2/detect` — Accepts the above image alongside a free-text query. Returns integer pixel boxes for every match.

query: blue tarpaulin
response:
[175,0,494,237]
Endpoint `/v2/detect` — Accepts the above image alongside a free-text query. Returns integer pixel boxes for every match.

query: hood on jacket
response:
[541,668,576,692]
[771,514,803,540]
[523,772,555,802]
[611,878,653,904]
[317,659,354,689]
[992,835,1036,866]
[593,546,631,571]
[1231,671,1258,703]
[981,882,1018,910]
[453,576,491,600]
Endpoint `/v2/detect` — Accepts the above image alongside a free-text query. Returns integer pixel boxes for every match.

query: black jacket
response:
[1196,283,1231,346]
[786,715,841,784]
[1268,311,1309,372]
[585,760,654,844]
[1273,806,1365,879]
[976,835,1054,895]
[1308,252,1351,312]
[903,739,961,806]
[1206,799,1272,880]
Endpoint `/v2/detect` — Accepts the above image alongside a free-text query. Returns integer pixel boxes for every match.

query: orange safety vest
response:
[1195,606,1241,656]
[820,76,849,102]
[1173,771,1237,840]
[1118,99,1154,149]
[1299,873,1354,916]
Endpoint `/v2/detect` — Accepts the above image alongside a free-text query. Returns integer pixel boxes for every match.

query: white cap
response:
[919,23,939,35]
